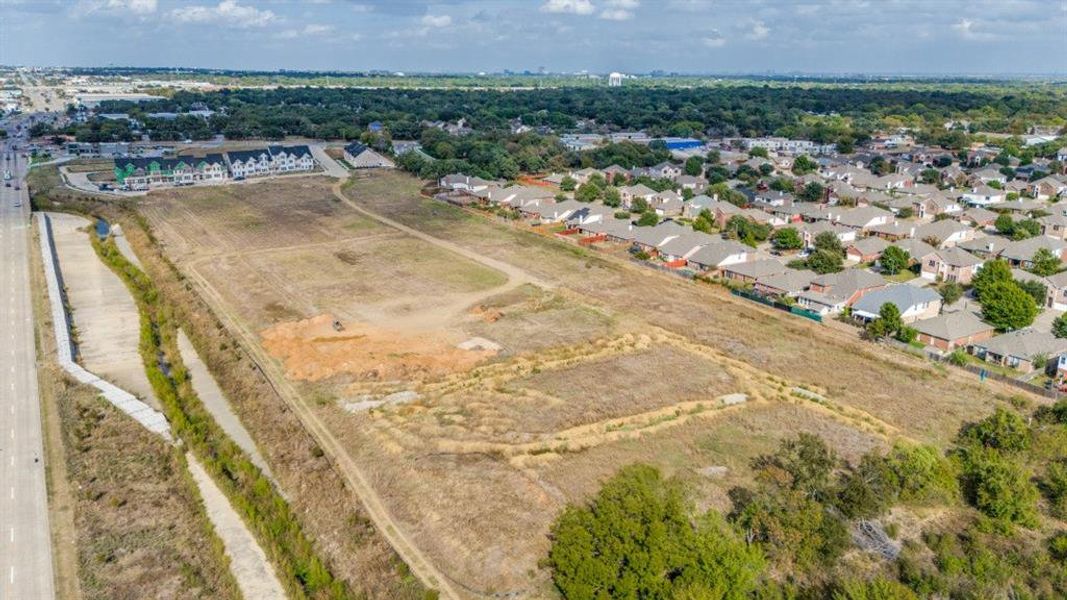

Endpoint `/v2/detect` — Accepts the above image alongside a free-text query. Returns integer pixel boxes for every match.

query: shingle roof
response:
[913,311,993,341]
[756,268,817,294]
[723,258,788,279]
[852,284,941,316]
[976,329,1067,361]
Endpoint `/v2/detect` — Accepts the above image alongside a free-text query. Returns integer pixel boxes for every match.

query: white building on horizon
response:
[608,72,623,87]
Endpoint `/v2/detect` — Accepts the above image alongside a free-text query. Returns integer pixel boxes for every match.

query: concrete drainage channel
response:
[37,213,286,600]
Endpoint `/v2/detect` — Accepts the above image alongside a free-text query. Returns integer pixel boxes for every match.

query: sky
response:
[1,0,1066,75]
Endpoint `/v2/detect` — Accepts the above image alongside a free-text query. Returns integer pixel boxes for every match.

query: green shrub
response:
[548,464,765,600]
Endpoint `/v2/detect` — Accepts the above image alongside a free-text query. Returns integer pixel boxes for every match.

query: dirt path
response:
[183,265,465,600]
[186,454,287,600]
[332,180,552,292]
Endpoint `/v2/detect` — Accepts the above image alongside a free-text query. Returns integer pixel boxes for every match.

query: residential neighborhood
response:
[437,130,1067,389]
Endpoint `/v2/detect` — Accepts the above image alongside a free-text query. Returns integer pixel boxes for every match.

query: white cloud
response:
[71,0,157,18]
[746,19,769,40]
[952,17,998,40]
[600,0,639,20]
[277,23,334,39]
[111,0,156,14]
[170,0,276,28]
[702,30,726,47]
[540,0,595,15]
[421,14,453,28]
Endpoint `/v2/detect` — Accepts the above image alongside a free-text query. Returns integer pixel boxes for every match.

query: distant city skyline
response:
[2,0,1066,75]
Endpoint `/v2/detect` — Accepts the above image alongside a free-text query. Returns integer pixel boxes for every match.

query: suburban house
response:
[650,190,684,216]
[972,329,1067,374]
[343,142,395,169]
[796,270,886,315]
[1030,176,1067,201]
[1045,271,1067,311]
[721,259,788,284]
[267,145,316,173]
[800,221,856,249]
[920,247,984,284]
[912,311,995,352]
[618,183,658,209]
[440,173,493,194]
[569,167,601,184]
[657,231,718,262]
[487,185,555,208]
[632,221,691,256]
[225,149,273,179]
[850,284,942,324]
[1040,214,1067,240]
[675,175,707,193]
[577,217,638,243]
[754,269,817,298]
[971,167,1008,185]
[685,240,752,273]
[914,193,963,220]
[999,236,1067,269]
[958,236,1010,260]
[913,220,975,248]
[684,194,718,218]
[957,207,998,229]
[845,237,889,263]
[961,185,1007,206]
[835,206,893,232]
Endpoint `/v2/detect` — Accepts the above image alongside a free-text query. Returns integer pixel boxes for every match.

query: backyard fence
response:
[730,288,823,323]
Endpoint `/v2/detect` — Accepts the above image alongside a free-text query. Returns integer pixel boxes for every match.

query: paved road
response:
[0,133,56,598]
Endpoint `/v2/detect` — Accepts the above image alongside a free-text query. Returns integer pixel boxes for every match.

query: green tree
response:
[792,155,818,175]
[920,168,941,184]
[637,211,660,227]
[981,280,1037,331]
[1015,278,1047,306]
[994,213,1015,235]
[957,407,1031,453]
[880,246,910,275]
[1053,313,1067,338]
[971,259,1012,301]
[956,445,1039,528]
[797,181,825,202]
[753,433,838,501]
[814,231,844,256]
[684,156,704,176]
[771,227,803,251]
[834,453,897,519]
[575,182,601,203]
[1012,219,1041,240]
[730,487,849,573]
[883,443,959,505]
[807,249,844,274]
[1029,247,1061,276]
[560,175,577,191]
[749,146,769,158]
[939,282,963,305]
[867,302,903,340]
[602,186,621,207]
[548,465,765,600]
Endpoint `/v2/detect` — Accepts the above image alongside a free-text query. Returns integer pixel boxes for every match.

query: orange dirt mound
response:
[261,314,494,382]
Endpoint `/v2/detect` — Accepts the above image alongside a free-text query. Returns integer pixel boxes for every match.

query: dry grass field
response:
[137,170,1016,598]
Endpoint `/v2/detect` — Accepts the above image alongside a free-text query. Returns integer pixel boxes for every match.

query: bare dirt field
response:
[138,170,1014,598]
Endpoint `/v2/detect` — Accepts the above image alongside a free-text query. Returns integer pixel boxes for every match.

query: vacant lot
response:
[141,170,1012,598]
